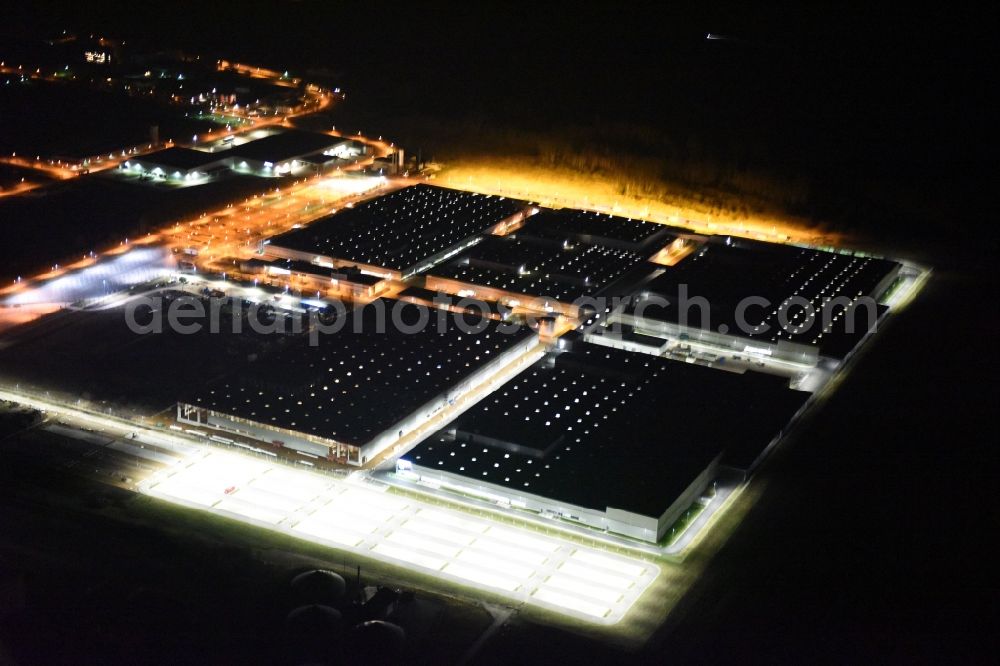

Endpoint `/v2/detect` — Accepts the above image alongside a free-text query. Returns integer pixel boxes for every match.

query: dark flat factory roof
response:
[131,147,225,170]
[226,129,347,163]
[432,235,653,303]
[397,286,448,302]
[404,342,808,517]
[518,208,677,249]
[265,259,385,286]
[267,184,528,272]
[183,299,535,447]
[625,238,899,358]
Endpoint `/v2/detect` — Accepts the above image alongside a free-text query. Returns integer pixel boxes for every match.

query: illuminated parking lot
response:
[140,448,658,624]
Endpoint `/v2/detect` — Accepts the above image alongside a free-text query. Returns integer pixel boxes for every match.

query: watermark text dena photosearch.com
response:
[123,288,880,345]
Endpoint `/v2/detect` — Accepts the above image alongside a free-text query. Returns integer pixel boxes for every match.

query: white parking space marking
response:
[570,549,649,578]
[454,548,536,580]
[483,526,559,554]
[542,574,623,605]
[386,530,463,559]
[216,496,287,524]
[403,519,477,546]
[532,588,611,619]
[140,448,659,624]
[297,510,379,536]
[152,479,224,507]
[558,561,635,591]
[443,561,522,592]
[340,487,408,511]
[373,543,448,571]
[233,485,306,514]
[467,538,551,566]
[323,496,396,523]
[250,470,330,501]
[415,508,489,534]
[293,518,365,548]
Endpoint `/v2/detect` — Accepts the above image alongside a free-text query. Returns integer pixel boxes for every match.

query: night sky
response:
[4,2,992,253]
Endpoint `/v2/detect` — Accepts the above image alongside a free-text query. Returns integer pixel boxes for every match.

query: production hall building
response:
[423,207,681,315]
[177,299,538,465]
[398,341,809,542]
[122,128,365,182]
[167,183,902,545]
[608,237,902,364]
[262,184,533,278]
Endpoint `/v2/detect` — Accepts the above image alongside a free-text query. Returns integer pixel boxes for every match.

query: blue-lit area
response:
[2,247,174,306]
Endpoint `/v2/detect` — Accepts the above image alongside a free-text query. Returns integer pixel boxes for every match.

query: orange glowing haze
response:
[438,160,840,247]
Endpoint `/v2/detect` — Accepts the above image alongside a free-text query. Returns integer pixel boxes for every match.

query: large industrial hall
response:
[163,183,905,546]
[398,342,809,542]
[177,299,538,465]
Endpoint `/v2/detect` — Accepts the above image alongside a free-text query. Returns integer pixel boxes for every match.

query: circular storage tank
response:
[285,604,343,662]
[290,569,347,605]
[347,620,405,662]
[286,604,343,635]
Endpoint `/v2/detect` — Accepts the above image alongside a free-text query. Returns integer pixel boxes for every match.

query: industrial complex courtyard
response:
[0,161,927,631]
